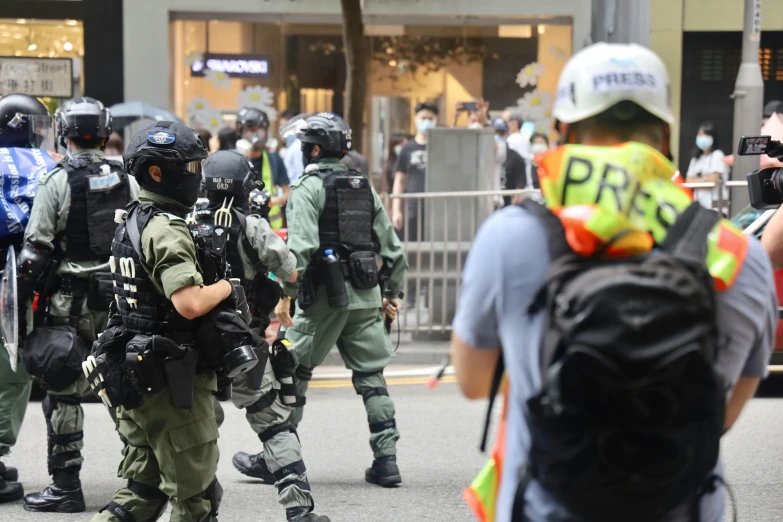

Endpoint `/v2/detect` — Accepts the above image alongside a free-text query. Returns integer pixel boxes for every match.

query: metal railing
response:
[388,181,752,336]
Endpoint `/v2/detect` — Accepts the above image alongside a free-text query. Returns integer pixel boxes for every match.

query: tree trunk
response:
[340,0,367,154]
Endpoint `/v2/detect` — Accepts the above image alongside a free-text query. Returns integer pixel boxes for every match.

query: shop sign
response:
[190,53,271,79]
[0,57,73,98]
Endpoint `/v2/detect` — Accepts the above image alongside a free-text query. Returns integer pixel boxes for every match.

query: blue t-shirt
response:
[453,205,777,522]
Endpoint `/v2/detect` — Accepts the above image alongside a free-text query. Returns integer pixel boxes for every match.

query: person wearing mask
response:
[528,132,550,189]
[238,108,290,229]
[20,97,137,513]
[490,118,527,207]
[685,122,730,213]
[218,127,237,151]
[452,42,775,522]
[504,112,533,188]
[0,93,57,505]
[392,101,437,240]
[382,135,408,195]
[281,113,408,488]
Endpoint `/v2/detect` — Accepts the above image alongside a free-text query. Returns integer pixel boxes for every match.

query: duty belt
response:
[58,276,90,328]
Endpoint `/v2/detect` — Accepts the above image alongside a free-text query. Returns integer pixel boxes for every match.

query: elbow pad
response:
[18,242,51,282]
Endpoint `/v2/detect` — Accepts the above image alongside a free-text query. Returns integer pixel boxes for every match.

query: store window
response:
[0,18,84,99]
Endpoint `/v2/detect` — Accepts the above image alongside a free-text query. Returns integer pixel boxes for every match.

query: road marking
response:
[313,366,454,381]
[310,376,457,389]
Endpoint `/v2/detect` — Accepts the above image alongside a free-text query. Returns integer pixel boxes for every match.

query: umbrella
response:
[108,101,183,131]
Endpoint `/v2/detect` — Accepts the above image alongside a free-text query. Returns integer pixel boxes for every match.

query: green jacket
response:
[24,149,140,279]
[136,189,216,391]
[283,158,407,310]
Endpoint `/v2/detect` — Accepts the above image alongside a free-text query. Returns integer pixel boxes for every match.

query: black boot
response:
[23,468,85,513]
[365,455,402,488]
[286,506,331,521]
[0,461,18,482]
[232,451,275,484]
[0,477,23,503]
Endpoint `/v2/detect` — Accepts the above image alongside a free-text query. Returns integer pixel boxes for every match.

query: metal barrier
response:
[388,181,753,335]
[389,189,537,335]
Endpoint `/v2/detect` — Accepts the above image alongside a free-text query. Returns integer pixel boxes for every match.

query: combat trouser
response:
[92,376,220,522]
[0,337,32,458]
[287,306,399,458]
[231,359,313,509]
[43,304,109,479]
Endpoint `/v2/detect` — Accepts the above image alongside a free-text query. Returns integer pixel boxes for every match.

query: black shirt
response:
[394,140,428,219]
[501,146,527,206]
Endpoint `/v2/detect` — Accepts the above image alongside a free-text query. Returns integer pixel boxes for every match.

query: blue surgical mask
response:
[695,135,713,151]
[416,118,435,134]
[285,134,296,147]
[531,143,548,155]
[394,145,403,156]
[494,135,506,144]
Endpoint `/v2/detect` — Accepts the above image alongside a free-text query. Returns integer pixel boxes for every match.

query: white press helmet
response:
[552,42,674,125]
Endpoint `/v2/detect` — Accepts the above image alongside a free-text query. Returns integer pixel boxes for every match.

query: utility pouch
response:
[298,275,316,310]
[126,335,166,395]
[349,251,379,290]
[87,271,114,312]
[163,348,198,409]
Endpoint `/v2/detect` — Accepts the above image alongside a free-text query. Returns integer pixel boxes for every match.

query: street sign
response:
[0,57,73,98]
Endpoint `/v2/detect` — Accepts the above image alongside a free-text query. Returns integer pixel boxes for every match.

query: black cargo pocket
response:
[349,251,379,290]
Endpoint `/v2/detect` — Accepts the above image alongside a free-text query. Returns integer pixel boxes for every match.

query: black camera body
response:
[738,136,783,209]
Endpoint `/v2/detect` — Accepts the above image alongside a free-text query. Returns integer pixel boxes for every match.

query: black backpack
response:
[502,200,728,522]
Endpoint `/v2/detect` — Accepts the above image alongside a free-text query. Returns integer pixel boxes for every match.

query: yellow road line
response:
[310,376,457,389]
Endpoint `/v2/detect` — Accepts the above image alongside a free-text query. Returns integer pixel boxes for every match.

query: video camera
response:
[739,135,783,209]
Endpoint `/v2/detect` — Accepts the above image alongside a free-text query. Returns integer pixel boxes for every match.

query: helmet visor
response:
[280,113,310,139]
[185,159,203,175]
[29,114,54,150]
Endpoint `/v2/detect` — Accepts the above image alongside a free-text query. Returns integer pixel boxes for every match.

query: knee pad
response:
[202,477,223,521]
[258,421,298,444]
[127,479,168,520]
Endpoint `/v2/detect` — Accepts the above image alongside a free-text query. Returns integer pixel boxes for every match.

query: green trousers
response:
[287,306,399,458]
[92,379,220,522]
[44,299,108,475]
[0,338,32,458]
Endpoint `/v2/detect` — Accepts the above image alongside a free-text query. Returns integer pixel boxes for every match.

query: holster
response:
[163,348,198,409]
[270,339,300,406]
[246,342,270,391]
[126,335,198,409]
[297,274,316,310]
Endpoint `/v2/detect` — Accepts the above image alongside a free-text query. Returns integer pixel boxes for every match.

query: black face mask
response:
[146,167,202,209]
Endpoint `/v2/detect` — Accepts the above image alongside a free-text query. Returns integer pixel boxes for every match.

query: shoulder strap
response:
[479,353,505,453]
[126,204,158,261]
[517,199,572,260]
[659,202,720,265]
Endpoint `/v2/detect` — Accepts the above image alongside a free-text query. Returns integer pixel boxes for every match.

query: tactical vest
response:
[190,208,274,316]
[110,203,177,335]
[315,168,375,256]
[63,156,131,262]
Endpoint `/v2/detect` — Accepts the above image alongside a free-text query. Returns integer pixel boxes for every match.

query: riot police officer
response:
[237,107,290,229]
[0,93,55,504]
[85,121,257,522]
[282,113,408,487]
[18,97,137,512]
[195,150,329,522]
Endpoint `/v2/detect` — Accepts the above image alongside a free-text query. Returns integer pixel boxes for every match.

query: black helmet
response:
[124,120,209,177]
[55,97,112,148]
[202,150,264,203]
[297,112,352,155]
[0,94,50,148]
[237,107,270,130]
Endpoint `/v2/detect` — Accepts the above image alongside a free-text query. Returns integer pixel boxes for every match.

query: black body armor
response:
[316,168,375,255]
[63,156,131,262]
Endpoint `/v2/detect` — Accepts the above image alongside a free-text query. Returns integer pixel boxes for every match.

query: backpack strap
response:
[479,353,505,453]
[659,202,720,265]
[517,199,572,260]
[125,204,159,262]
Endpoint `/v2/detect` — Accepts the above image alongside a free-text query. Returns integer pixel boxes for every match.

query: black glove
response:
[213,310,256,349]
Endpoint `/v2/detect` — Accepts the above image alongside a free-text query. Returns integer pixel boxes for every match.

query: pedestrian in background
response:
[381,135,409,195]
[685,121,730,213]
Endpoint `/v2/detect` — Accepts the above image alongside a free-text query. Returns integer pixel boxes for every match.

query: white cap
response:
[552,42,674,125]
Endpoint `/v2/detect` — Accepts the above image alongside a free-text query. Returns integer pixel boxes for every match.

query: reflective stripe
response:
[536,143,747,290]
[261,151,283,229]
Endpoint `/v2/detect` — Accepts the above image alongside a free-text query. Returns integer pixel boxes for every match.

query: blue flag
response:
[0,147,56,238]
